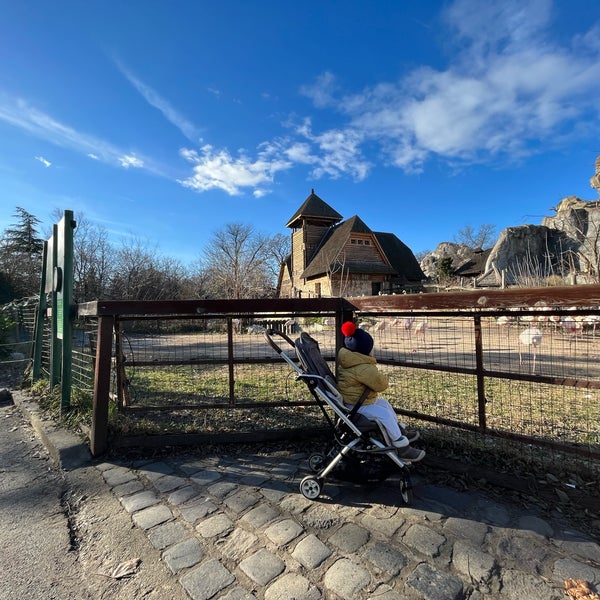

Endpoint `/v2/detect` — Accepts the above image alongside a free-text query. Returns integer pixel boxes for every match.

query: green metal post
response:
[59,211,76,414]
[31,241,48,381]
[50,224,61,388]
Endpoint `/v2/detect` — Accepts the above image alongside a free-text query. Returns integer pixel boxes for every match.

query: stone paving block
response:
[207,480,239,500]
[179,497,218,524]
[94,462,114,471]
[495,534,550,574]
[178,459,209,475]
[323,558,371,598]
[556,535,600,564]
[196,513,234,538]
[476,499,511,527]
[402,523,446,558]
[553,557,600,584]
[180,558,235,600]
[147,520,188,550]
[329,523,370,553]
[361,513,405,538]
[190,469,222,487]
[138,461,175,481]
[163,537,204,573]
[517,515,554,539]
[264,573,321,600]
[103,466,137,487]
[112,479,144,498]
[291,534,332,569]
[121,490,160,513]
[443,517,488,545]
[264,518,304,546]
[221,528,259,561]
[132,503,173,530]
[499,569,563,600]
[269,462,298,479]
[260,482,290,503]
[224,489,260,514]
[279,494,312,514]
[239,472,270,487]
[153,474,186,494]
[363,541,407,577]
[240,503,280,529]
[168,485,198,506]
[302,506,340,530]
[452,540,496,584]
[405,562,463,600]
[239,548,285,586]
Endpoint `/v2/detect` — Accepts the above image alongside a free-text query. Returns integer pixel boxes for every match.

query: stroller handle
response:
[263,328,296,355]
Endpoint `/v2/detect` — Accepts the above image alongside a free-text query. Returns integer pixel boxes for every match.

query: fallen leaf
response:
[565,578,600,600]
[110,558,141,579]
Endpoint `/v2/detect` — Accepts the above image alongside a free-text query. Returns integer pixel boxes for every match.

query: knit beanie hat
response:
[341,321,374,355]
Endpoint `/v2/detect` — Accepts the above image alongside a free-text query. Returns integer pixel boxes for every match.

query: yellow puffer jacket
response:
[337,347,389,406]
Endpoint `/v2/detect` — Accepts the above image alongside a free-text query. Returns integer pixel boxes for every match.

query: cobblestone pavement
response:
[95,448,600,600]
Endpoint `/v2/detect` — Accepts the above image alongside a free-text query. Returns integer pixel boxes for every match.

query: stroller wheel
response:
[400,472,414,505]
[300,476,323,500]
[308,453,326,473]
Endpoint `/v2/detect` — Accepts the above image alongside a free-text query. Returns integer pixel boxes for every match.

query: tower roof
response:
[285,189,343,229]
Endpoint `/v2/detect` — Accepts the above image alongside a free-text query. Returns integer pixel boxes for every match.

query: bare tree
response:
[201,223,278,299]
[109,237,187,300]
[71,215,115,301]
[454,224,497,249]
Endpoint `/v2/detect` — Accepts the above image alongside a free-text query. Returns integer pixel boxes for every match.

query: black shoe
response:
[397,446,426,463]
[400,425,420,443]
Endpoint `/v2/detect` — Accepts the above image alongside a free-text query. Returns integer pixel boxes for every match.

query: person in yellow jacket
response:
[337,321,425,463]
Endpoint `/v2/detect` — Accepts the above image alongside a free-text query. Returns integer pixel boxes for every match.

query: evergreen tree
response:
[0,207,44,300]
[437,256,455,282]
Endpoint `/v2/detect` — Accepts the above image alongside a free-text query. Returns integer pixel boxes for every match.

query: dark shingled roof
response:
[374,232,426,282]
[453,248,492,277]
[286,189,343,229]
[301,215,423,281]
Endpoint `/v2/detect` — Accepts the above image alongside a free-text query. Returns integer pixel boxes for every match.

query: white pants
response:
[351,398,407,447]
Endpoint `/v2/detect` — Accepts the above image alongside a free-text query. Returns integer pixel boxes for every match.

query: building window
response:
[351,239,357,244]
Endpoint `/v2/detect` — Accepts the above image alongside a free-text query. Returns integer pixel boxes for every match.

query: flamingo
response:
[413,320,429,349]
[496,315,514,338]
[519,327,543,373]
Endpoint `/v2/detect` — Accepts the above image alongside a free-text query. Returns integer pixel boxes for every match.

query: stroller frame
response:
[264,329,414,504]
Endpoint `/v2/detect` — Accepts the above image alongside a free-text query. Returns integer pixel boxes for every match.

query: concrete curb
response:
[11,389,91,471]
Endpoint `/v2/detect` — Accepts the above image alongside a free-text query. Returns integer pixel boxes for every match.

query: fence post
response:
[473,314,487,432]
[90,315,114,456]
[227,317,235,406]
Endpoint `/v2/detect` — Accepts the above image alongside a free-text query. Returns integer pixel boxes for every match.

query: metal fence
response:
[0,297,37,386]
[3,289,600,487]
[72,290,600,488]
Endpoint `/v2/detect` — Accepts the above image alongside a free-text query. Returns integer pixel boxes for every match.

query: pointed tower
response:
[285,189,342,289]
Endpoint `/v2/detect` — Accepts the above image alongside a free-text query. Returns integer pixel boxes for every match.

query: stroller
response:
[263,329,415,504]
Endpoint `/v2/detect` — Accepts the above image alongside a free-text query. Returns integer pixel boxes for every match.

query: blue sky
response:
[1,0,600,265]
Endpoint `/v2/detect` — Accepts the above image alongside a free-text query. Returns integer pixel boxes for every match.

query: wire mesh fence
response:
[2,293,599,484]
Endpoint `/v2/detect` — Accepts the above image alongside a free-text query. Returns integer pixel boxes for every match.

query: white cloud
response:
[119,154,144,169]
[300,71,338,108]
[300,0,600,172]
[292,121,371,181]
[178,144,292,196]
[35,155,51,167]
[0,94,158,173]
[116,61,200,142]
